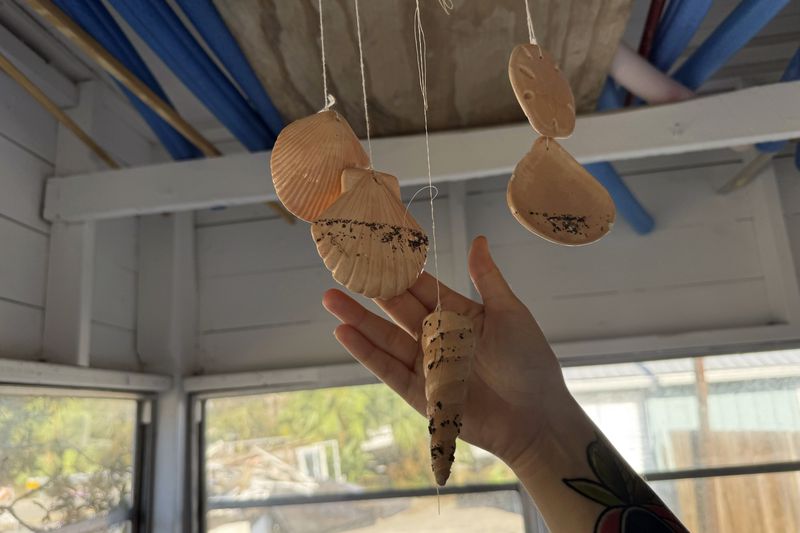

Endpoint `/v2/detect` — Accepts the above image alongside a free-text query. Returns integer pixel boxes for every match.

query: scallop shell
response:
[509,43,576,138]
[507,137,616,245]
[270,110,370,222]
[311,168,429,299]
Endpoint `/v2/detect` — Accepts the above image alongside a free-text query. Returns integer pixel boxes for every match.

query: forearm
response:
[510,392,688,532]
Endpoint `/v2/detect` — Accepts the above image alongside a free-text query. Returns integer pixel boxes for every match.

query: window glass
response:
[0,393,138,532]
[564,350,800,473]
[205,383,514,503]
[651,472,800,533]
[207,491,525,533]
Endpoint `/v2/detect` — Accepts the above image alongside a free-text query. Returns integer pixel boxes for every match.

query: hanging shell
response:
[422,308,475,486]
[507,137,616,245]
[270,110,370,222]
[509,43,576,139]
[311,168,429,300]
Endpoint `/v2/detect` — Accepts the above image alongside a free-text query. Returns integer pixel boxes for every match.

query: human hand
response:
[322,235,571,469]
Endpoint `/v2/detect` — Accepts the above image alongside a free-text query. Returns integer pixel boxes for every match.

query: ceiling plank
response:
[43,81,800,223]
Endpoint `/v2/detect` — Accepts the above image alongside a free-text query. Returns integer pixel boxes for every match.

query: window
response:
[0,388,151,532]
[200,384,527,532]
[197,347,800,532]
[564,349,800,533]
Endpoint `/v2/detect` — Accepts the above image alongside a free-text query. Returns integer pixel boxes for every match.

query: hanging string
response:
[523,0,538,45]
[353,0,374,168]
[318,0,335,110]
[403,185,440,229]
[438,0,454,14]
[414,0,441,308]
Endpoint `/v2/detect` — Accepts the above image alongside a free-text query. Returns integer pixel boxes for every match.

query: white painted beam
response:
[137,212,196,373]
[42,82,99,366]
[136,212,196,533]
[0,357,171,391]
[447,181,471,297]
[184,363,375,394]
[44,81,800,222]
[42,221,95,365]
[0,22,76,107]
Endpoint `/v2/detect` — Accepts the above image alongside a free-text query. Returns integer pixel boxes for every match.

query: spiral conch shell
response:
[270,110,369,221]
[509,43,576,139]
[311,168,429,300]
[422,308,476,486]
[507,137,616,245]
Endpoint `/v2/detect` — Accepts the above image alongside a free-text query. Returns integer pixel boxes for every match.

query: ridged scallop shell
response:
[270,110,370,222]
[509,43,576,138]
[507,137,616,245]
[311,168,429,299]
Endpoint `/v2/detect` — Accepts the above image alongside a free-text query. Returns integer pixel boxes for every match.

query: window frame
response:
[188,366,539,533]
[188,346,800,533]
[0,384,157,533]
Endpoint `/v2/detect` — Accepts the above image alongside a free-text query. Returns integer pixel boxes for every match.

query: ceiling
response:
[3,0,798,152]
[213,0,634,138]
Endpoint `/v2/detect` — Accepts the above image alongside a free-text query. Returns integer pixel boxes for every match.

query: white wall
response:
[193,148,800,374]
[777,157,800,284]
[83,85,150,371]
[194,196,453,373]
[0,71,55,360]
[0,70,148,370]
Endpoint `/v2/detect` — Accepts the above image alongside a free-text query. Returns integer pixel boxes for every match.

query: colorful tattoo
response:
[563,435,689,533]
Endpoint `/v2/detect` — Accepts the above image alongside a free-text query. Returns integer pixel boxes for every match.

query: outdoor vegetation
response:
[205,383,515,494]
[0,394,136,532]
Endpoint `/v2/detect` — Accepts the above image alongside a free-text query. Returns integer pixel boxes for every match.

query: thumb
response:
[468,236,519,309]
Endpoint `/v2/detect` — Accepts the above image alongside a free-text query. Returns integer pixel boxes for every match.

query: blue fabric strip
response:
[107,0,273,151]
[674,0,790,91]
[588,79,655,235]
[175,0,283,138]
[651,0,713,73]
[597,78,625,110]
[795,144,800,171]
[756,47,800,153]
[53,0,200,160]
[585,162,655,235]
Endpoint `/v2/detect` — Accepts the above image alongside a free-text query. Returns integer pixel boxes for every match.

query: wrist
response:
[506,387,588,481]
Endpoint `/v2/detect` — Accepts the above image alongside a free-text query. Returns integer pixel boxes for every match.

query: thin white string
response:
[318,0,335,110]
[353,0,374,168]
[523,0,538,45]
[403,185,440,224]
[438,0,454,14]
[414,0,441,308]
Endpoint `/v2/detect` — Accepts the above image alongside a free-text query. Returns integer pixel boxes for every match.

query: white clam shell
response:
[507,137,616,245]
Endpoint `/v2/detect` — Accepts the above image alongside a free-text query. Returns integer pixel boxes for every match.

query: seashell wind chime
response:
[270,1,429,301]
[506,26,617,245]
[269,0,617,489]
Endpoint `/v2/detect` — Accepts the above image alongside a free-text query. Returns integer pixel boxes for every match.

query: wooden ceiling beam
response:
[43,81,800,223]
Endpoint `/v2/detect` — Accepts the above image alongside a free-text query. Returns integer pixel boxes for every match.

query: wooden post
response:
[137,211,196,533]
[42,81,101,366]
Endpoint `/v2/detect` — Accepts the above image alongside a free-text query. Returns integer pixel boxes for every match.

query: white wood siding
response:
[0,72,55,359]
[194,149,800,373]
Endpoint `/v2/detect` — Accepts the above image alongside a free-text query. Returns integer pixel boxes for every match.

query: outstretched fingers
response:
[334,325,426,415]
[409,272,478,316]
[377,272,480,339]
[468,236,520,310]
[323,289,419,369]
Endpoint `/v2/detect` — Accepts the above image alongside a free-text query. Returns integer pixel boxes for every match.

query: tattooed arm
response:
[512,396,688,532]
[323,236,688,532]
